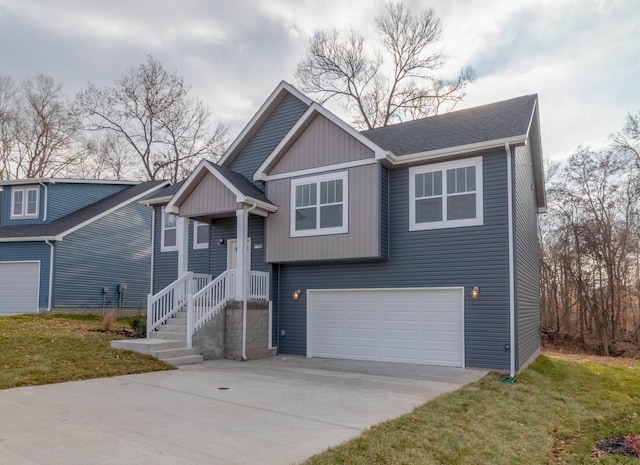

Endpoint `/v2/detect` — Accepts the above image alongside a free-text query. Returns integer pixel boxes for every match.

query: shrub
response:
[130,316,147,338]
[102,311,117,332]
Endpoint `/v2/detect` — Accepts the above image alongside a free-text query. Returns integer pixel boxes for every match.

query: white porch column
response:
[177,216,189,276]
[235,208,246,301]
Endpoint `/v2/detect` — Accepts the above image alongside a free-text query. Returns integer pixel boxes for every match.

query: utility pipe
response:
[45,240,54,312]
[241,203,258,361]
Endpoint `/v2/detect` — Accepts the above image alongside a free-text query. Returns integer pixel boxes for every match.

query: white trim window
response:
[290,171,348,237]
[11,187,39,219]
[161,207,178,252]
[409,157,483,231]
[193,221,209,249]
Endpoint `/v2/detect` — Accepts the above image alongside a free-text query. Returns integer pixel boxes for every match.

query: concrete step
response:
[162,354,204,366]
[158,323,187,332]
[110,338,185,354]
[164,318,187,326]
[150,331,187,340]
[152,347,199,359]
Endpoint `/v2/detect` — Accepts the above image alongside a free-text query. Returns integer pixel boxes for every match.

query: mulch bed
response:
[594,437,640,458]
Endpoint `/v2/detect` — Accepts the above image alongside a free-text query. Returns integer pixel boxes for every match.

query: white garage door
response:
[308,288,464,367]
[0,262,40,314]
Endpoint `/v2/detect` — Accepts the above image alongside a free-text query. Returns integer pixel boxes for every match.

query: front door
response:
[227,238,251,270]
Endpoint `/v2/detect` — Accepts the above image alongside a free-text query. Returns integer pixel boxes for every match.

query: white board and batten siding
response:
[0,261,40,314]
[307,288,465,368]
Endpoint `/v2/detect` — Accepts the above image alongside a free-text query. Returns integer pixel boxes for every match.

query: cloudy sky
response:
[0,0,638,163]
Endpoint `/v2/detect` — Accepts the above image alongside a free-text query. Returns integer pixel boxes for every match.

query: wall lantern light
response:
[217,238,225,245]
[293,289,303,300]
[471,286,480,298]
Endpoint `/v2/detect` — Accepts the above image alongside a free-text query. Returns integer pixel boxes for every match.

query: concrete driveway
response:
[0,356,487,465]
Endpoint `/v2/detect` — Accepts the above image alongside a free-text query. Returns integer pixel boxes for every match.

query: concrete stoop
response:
[111,301,272,366]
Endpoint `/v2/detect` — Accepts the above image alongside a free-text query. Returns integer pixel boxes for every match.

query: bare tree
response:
[612,111,640,166]
[0,76,18,179]
[11,74,83,178]
[295,2,474,129]
[76,56,228,182]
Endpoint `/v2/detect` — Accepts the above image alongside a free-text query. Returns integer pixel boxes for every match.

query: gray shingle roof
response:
[360,95,537,156]
[0,180,166,240]
[207,162,274,206]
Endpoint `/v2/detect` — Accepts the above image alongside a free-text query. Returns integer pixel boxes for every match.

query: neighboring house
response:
[0,179,169,314]
[141,81,545,375]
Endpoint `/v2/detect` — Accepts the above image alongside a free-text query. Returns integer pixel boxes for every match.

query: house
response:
[0,179,169,314]
[133,81,545,375]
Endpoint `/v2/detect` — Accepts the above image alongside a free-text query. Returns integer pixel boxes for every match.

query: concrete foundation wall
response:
[225,301,273,360]
[193,309,226,360]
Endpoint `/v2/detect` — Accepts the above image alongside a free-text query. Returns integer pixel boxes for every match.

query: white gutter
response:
[382,135,526,166]
[45,240,54,312]
[241,202,258,361]
[506,142,516,378]
[38,180,48,221]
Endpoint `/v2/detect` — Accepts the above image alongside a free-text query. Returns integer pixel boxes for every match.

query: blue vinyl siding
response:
[153,206,178,294]
[272,152,512,370]
[47,183,130,222]
[226,93,308,188]
[1,185,45,225]
[54,200,152,309]
[0,241,51,308]
[188,221,210,275]
[513,146,541,369]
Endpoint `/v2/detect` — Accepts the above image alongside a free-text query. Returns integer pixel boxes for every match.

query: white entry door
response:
[0,261,40,314]
[307,288,464,367]
[227,238,251,270]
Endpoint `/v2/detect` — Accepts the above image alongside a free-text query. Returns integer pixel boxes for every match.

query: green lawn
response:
[302,355,640,465]
[0,313,174,389]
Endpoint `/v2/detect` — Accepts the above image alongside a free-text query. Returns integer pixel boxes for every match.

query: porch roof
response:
[165,160,277,220]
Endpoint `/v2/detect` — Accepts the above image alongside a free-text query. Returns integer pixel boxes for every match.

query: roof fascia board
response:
[0,236,56,242]
[140,195,172,206]
[385,135,527,165]
[219,81,312,166]
[261,158,379,182]
[242,196,278,212]
[55,181,169,240]
[0,178,139,186]
[254,103,388,181]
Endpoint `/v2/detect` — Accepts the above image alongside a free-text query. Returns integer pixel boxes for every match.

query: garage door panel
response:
[0,262,40,314]
[309,288,463,367]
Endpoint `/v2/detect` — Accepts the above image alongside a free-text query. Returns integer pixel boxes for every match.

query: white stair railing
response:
[186,270,236,348]
[147,272,211,337]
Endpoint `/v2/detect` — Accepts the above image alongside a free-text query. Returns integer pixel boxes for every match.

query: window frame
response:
[409,157,483,231]
[290,171,349,238]
[10,187,39,219]
[193,220,209,250]
[160,207,178,252]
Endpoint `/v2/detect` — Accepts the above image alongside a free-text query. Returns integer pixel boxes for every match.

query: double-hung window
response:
[11,187,39,219]
[193,221,209,249]
[409,157,483,231]
[290,171,348,237]
[161,207,178,252]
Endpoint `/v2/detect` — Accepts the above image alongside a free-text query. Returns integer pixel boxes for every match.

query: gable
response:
[224,92,309,185]
[180,171,237,217]
[267,113,375,176]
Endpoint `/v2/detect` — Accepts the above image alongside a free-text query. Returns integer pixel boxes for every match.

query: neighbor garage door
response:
[308,288,464,367]
[0,262,40,314]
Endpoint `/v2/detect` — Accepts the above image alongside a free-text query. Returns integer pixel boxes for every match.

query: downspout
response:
[241,202,258,361]
[38,180,48,221]
[45,240,54,312]
[505,142,516,379]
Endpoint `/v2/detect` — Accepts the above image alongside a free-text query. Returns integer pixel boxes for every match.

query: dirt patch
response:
[593,437,640,459]
[542,345,640,368]
[89,329,134,338]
